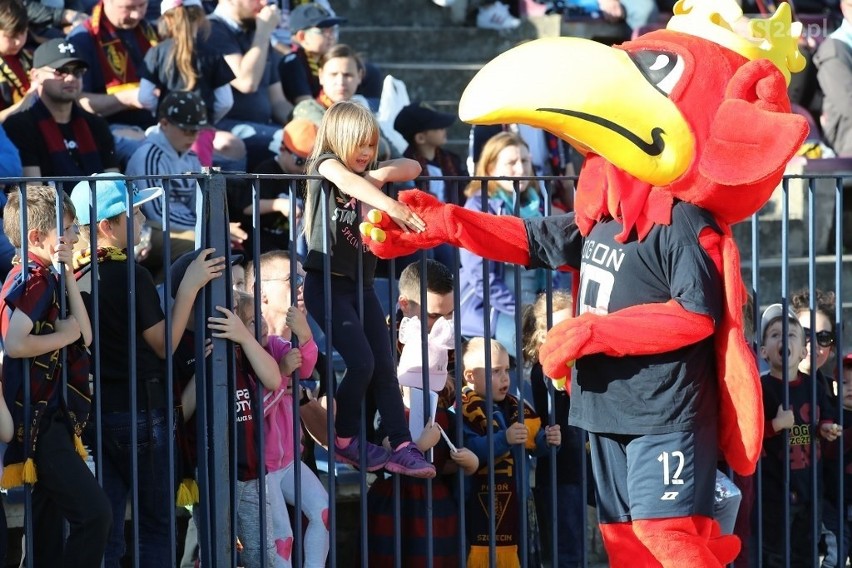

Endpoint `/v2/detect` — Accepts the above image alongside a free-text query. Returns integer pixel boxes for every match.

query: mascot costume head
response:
[361,1,809,565]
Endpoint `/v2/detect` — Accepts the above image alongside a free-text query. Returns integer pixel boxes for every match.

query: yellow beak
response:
[458,37,695,186]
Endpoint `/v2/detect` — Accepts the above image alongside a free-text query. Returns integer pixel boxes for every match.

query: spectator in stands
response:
[791,287,837,382]
[5,38,119,179]
[0,0,35,122]
[67,0,159,165]
[814,0,852,156]
[597,0,658,34]
[245,117,317,254]
[0,185,111,568]
[460,336,560,568]
[245,250,306,340]
[21,0,87,41]
[125,90,207,277]
[459,131,548,354]
[279,2,383,110]
[394,102,465,206]
[208,0,291,170]
[292,43,368,126]
[0,123,22,280]
[138,0,245,169]
[70,174,223,568]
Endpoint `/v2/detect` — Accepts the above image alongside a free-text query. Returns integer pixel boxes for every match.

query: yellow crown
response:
[666,0,805,84]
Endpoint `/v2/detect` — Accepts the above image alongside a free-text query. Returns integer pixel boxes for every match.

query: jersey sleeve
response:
[525,213,583,271]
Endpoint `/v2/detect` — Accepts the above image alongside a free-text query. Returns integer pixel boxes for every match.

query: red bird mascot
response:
[361,0,809,565]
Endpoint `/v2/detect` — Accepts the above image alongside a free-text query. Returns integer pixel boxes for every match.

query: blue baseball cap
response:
[70,173,163,225]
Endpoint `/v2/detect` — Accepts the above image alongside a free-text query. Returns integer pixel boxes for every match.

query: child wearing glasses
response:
[302,100,436,477]
[758,303,840,568]
[246,118,318,254]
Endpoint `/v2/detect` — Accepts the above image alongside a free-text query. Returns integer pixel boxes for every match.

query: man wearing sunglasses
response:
[4,38,119,180]
[242,118,317,254]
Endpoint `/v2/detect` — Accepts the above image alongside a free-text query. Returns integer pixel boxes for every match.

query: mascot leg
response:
[599,521,661,567]
[632,515,740,568]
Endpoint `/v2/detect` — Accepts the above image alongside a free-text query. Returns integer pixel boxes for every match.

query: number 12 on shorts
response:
[658,451,685,486]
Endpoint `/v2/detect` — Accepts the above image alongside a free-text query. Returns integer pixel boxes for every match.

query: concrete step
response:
[333,0,457,27]
[338,24,540,64]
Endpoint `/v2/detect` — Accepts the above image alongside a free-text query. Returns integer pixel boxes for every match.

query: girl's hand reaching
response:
[281,347,302,377]
[416,418,442,452]
[386,200,426,234]
[450,448,480,475]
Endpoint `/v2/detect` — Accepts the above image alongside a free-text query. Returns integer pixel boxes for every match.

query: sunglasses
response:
[49,65,87,79]
[803,327,835,347]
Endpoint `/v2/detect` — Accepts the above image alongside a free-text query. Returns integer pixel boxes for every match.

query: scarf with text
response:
[84,2,158,94]
[0,50,32,107]
[0,257,91,489]
[462,386,541,568]
[32,96,103,177]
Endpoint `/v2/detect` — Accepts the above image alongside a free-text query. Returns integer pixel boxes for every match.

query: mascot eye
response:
[629,51,684,96]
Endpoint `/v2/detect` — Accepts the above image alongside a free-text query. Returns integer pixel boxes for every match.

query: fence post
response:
[196,169,234,564]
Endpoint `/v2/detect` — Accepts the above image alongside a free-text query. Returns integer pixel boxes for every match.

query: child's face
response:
[344,139,377,174]
[797,309,834,373]
[319,56,361,104]
[468,347,511,402]
[842,367,852,411]
[105,206,144,249]
[0,30,26,56]
[419,128,447,148]
[240,307,268,347]
[231,264,246,292]
[30,215,76,263]
[761,319,806,375]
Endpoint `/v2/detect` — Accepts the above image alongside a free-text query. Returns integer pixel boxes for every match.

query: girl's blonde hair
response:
[159,5,208,91]
[306,100,380,173]
[464,131,530,198]
[521,290,573,364]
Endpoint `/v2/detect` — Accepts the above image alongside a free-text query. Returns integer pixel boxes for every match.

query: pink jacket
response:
[262,335,319,472]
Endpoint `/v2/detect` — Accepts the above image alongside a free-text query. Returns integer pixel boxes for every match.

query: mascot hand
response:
[539,313,594,381]
[360,190,452,259]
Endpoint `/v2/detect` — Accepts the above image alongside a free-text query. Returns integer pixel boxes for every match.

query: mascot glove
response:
[539,312,595,382]
[360,190,454,259]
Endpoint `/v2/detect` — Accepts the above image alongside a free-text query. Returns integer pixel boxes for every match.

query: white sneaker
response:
[432,0,455,5]
[476,2,521,30]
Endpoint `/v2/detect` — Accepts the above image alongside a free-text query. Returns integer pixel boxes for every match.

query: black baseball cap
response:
[159,90,208,130]
[290,3,346,31]
[394,102,456,142]
[33,38,88,70]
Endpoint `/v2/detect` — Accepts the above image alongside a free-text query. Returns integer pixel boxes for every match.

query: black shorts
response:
[590,418,717,523]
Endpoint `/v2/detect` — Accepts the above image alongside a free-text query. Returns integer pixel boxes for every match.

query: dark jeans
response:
[32,413,112,568]
[534,482,583,568]
[304,273,410,447]
[96,408,173,568]
[762,499,817,568]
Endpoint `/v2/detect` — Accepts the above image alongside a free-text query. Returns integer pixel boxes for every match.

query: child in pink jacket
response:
[234,293,328,568]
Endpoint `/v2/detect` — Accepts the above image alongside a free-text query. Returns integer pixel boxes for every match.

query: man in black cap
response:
[279,1,383,109]
[4,38,119,180]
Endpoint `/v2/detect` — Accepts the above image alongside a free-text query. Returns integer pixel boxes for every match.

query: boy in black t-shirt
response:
[758,303,840,568]
[71,174,225,567]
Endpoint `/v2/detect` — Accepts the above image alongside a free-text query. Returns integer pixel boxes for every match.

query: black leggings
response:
[304,273,410,447]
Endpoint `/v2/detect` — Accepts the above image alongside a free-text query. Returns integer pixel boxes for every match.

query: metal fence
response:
[0,167,850,568]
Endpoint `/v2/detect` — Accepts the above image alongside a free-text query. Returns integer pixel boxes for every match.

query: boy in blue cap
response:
[71,173,226,568]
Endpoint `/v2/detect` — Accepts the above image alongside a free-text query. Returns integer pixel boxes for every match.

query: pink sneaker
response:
[334,437,390,472]
[385,445,437,478]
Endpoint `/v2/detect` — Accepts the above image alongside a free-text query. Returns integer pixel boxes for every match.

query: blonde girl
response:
[302,100,435,478]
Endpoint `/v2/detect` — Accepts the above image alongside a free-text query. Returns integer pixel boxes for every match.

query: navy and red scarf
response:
[31,97,103,177]
[84,1,158,94]
[0,50,32,108]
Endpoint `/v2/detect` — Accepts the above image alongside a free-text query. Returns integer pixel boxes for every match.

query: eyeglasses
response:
[48,65,86,79]
[261,274,304,287]
[803,327,835,347]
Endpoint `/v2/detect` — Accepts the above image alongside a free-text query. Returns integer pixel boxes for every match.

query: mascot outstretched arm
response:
[361,1,808,566]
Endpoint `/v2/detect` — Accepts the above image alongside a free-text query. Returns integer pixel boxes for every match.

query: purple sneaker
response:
[385,444,437,478]
[334,437,390,472]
